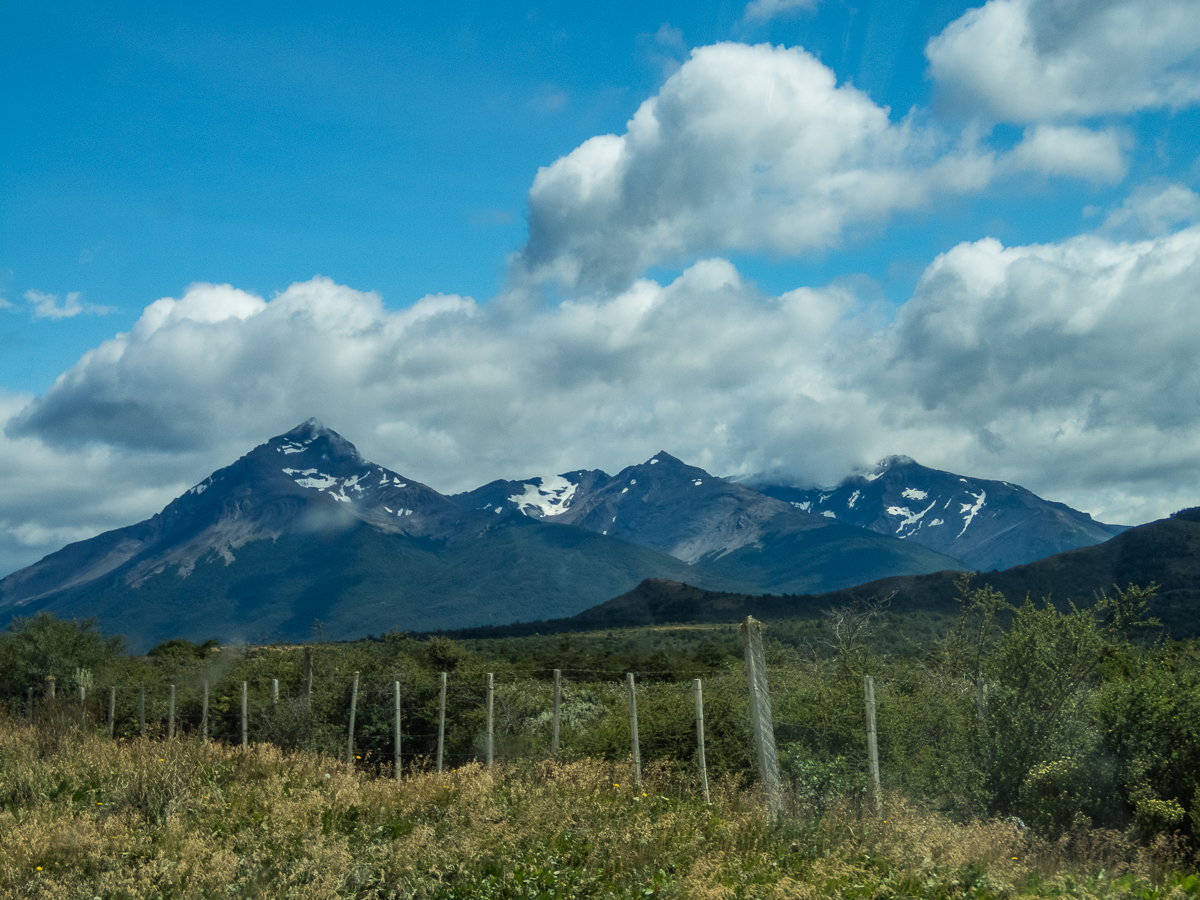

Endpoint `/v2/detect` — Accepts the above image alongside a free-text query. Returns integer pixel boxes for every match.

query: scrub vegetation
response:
[0,579,1198,897]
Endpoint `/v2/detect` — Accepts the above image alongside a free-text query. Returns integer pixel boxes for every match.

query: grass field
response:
[1,712,1196,899]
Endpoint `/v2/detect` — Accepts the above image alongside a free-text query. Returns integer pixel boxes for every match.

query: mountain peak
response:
[267,422,364,468]
[643,451,684,467]
[874,454,917,471]
[283,418,331,440]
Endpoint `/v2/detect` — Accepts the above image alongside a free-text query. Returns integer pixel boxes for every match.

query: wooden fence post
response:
[241,682,248,750]
[273,679,279,706]
[107,686,116,739]
[436,672,447,774]
[695,678,711,804]
[201,682,209,741]
[346,672,360,765]
[864,675,882,814]
[394,681,402,782]
[80,684,87,726]
[168,684,176,739]
[486,672,494,770]
[742,616,782,816]
[45,675,56,700]
[627,672,642,788]
[551,668,562,756]
[139,683,146,737]
[303,647,313,707]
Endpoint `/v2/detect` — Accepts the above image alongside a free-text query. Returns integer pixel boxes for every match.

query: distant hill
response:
[451,508,1200,639]
[750,456,1126,571]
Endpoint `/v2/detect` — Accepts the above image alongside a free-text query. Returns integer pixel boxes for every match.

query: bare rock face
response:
[750,456,1127,571]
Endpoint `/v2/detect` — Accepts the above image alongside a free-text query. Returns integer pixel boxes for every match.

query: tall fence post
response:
[742,616,782,816]
[436,671,447,774]
[45,675,56,700]
[80,684,87,726]
[394,681,402,782]
[695,678,711,804]
[486,672,494,770]
[864,675,883,814]
[303,647,313,707]
[627,672,642,788]
[107,686,116,738]
[201,682,209,741]
[273,679,279,706]
[139,683,146,737]
[551,668,562,756]
[168,684,176,739]
[241,682,248,750]
[346,672,360,765]
[976,680,990,767]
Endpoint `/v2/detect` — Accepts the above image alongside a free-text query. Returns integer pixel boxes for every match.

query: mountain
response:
[0,421,714,649]
[1,426,970,651]
[450,508,1200,640]
[750,456,1127,571]
[452,452,966,595]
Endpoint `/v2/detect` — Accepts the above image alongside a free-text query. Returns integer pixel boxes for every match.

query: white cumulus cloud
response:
[1004,124,1127,182]
[513,41,997,293]
[1102,182,1200,237]
[927,0,1200,122]
[25,290,114,320]
[858,225,1200,522]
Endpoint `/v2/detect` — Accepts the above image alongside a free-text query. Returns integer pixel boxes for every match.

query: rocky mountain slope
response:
[0,423,963,650]
[452,451,965,593]
[751,456,1126,571]
[0,421,713,648]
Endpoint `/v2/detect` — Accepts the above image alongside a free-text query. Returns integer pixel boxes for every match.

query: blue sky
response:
[2,0,1200,577]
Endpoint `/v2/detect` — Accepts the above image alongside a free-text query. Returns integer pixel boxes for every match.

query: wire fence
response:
[15,618,975,814]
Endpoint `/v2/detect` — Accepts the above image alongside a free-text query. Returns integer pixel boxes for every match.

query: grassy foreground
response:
[0,717,1196,899]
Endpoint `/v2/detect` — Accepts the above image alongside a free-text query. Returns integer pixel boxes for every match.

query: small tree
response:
[0,612,125,702]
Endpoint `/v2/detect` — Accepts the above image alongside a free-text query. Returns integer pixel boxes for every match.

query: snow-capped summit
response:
[752,457,1126,571]
[0,426,966,650]
[454,452,964,588]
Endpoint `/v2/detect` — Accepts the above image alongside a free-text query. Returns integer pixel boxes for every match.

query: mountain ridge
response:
[749,456,1127,571]
[1,422,963,649]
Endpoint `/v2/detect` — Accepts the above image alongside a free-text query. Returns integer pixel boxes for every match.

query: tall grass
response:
[0,710,1195,899]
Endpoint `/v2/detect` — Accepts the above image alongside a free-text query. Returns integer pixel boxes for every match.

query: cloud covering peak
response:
[8,222,1200,559]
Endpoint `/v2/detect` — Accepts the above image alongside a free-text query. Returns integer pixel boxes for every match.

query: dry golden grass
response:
[0,714,1195,899]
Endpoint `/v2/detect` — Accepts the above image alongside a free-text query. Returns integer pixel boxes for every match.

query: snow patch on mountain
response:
[888,500,937,536]
[508,475,577,517]
[294,474,339,490]
[957,491,986,537]
[902,488,928,500]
